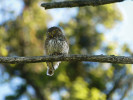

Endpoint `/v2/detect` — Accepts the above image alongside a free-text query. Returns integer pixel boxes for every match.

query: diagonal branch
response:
[41,0,124,10]
[0,54,133,64]
[120,77,133,100]
[106,68,126,100]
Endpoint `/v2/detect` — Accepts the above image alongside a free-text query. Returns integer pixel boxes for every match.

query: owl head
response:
[46,26,63,38]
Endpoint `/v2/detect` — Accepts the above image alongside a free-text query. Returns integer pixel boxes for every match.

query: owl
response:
[45,27,69,76]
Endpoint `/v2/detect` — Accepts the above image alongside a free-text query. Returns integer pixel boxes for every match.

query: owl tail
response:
[47,67,54,76]
[46,62,61,76]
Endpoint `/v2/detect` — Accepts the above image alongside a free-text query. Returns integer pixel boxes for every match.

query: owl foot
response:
[50,52,58,56]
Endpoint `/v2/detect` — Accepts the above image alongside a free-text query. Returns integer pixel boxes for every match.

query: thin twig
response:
[0,54,133,64]
[41,0,124,9]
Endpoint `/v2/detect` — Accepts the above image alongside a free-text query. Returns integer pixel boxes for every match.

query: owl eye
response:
[51,34,53,37]
[52,30,56,34]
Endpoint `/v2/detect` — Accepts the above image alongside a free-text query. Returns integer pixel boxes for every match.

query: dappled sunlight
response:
[0,0,133,100]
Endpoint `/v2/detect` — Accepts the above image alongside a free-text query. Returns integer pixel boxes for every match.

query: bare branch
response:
[41,0,124,10]
[106,68,126,100]
[120,77,133,100]
[0,54,133,64]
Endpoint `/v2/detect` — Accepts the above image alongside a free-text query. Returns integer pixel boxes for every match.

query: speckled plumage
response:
[45,27,69,76]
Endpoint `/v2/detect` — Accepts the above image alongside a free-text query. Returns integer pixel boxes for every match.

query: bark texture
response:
[41,0,124,9]
[0,54,133,64]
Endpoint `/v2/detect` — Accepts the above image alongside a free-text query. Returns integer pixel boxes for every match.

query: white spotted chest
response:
[47,39,69,55]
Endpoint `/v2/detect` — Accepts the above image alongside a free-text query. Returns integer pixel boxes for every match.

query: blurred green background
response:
[0,0,133,100]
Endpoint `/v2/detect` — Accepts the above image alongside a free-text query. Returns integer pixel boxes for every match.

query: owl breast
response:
[47,39,69,55]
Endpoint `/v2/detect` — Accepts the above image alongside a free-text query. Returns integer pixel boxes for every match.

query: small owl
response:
[45,27,69,76]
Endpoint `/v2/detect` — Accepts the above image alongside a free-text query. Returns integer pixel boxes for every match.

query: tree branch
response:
[41,0,124,10]
[0,54,133,64]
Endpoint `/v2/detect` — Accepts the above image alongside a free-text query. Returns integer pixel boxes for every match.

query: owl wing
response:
[61,40,69,54]
[58,36,69,54]
[44,38,49,55]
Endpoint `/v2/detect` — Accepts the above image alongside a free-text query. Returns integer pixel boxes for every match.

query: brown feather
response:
[44,26,69,76]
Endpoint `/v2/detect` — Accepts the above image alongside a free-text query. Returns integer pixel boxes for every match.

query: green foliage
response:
[0,0,132,100]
